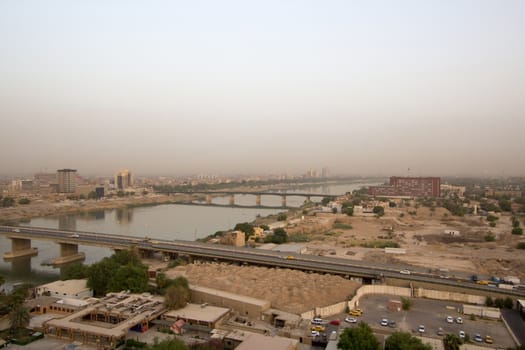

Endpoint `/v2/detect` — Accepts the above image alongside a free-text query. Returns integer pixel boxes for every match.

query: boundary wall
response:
[301,284,488,320]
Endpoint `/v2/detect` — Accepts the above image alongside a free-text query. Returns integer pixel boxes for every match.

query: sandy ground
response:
[285,206,525,280]
[165,263,360,314]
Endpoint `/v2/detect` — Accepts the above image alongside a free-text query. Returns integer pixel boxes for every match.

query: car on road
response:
[399,269,411,275]
[13,228,20,233]
[329,319,340,326]
[70,234,80,238]
[344,317,357,323]
[380,318,388,326]
[456,316,463,324]
[310,331,320,337]
[285,256,295,260]
[474,334,483,342]
[485,335,493,344]
[446,316,454,323]
[418,325,425,333]
[437,327,444,336]
[459,330,465,339]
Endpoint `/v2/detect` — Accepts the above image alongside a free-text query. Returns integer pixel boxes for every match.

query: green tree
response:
[18,198,30,205]
[485,296,494,307]
[512,227,523,235]
[385,331,432,350]
[373,206,385,217]
[233,222,254,236]
[401,297,413,311]
[443,334,461,350]
[9,304,30,335]
[504,297,514,309]
[61,263,88,280]
[337,322,380,350]
[87,191,98,199]
[498,199,512,212]
[107,265,149,293]
[164,277,191,310]
[270,228,288,244]
[277,213,287,221]
[148,337,189,350]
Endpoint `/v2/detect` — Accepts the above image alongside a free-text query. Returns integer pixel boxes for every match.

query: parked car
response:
[311,325,325,332]
[474,334,483,342]
[459,330,465,339]
[446,316,454,323]
[329,319,340,326]
[437,327,444,336]
[311,317,323,325]
[350,308,363,316]
[485,335,493,344]
[380,318,388,326]
[344,317,357,323]
[456,316,463,324]
[310,331,320,337]
[388,320,396,328]
[418,325,425,333]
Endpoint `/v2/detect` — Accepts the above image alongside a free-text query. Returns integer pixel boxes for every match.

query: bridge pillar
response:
[3,237,38,260]
[255,194,261,206]
[51,243,85,265]
[206,195,212,205]
[281,195,287,207]
[229,194,235,206]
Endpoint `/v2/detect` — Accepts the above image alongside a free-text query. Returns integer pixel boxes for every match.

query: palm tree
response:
[443,334,461,350]
[9,304,30,335]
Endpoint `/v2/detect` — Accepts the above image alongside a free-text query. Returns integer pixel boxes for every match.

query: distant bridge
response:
[155,190,344,207]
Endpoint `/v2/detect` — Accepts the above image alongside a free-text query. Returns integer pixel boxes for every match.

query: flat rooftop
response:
[45,293,165,338]
[37,279,90,295]
[164,303,230,323]
[235,333,298,350]
[191,285,270,307]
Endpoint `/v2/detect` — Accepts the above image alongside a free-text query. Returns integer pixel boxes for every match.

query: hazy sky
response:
[1,1,524,177]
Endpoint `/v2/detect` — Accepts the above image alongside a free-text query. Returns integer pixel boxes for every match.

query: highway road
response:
[1,225,524,298]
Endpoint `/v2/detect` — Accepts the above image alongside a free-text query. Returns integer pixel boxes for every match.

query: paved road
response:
[501,308,525,345]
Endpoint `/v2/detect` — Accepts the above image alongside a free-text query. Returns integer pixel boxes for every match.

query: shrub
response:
[516,242,525,249]
[512,227,523,235]
[484,233,495,242]
[489,222,496,228]
[401,297,412,310]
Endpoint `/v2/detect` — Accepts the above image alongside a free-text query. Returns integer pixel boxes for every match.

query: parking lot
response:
[328,294,516,349]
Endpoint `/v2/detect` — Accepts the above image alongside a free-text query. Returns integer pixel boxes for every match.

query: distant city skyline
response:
[1,1,524,177]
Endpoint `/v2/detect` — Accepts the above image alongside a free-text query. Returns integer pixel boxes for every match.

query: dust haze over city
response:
[4,3,525,350]
[1,1,524,177]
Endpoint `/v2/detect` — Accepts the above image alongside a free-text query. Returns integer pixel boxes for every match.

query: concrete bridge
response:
[155,190,343,207]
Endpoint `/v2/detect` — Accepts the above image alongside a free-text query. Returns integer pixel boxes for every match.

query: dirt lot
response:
[282,206,525,280]
[165,263,360,314]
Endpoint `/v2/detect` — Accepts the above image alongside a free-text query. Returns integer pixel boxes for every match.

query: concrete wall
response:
[462,304,501,319]
[191,289,270,320]
[301,284,491,320]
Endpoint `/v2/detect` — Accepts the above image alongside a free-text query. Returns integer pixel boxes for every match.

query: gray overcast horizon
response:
[1,1,524,178]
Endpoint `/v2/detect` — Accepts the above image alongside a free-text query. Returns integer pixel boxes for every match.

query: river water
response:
[0,182,377,284]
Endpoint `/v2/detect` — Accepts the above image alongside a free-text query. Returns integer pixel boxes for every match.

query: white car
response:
[345,317,357,323]
[446,316,454,323]
[459,330,465,339]
[456,316,463,324]
[418,325,425,333]
[310,330,320,337]
[399,269,411,275]
[70,234,80,238]
[311,318,323,325]
[380,318,388,326]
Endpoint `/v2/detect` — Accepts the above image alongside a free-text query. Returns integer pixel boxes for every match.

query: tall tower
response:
[115,169,133,190]
[57,169,77,193]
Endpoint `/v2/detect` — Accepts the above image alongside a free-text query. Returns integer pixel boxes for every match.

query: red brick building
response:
[368,177,441,198]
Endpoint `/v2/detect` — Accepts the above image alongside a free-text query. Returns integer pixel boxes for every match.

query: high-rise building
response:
[57,169,77,193]
[369,176,441,198]
[115,169,133,190]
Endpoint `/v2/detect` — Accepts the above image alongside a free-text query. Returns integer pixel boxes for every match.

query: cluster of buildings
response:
[25,278,301,350]
[2,168,135,197]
